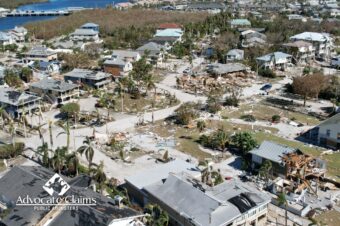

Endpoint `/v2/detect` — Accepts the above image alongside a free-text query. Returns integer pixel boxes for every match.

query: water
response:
[0,0,125,30]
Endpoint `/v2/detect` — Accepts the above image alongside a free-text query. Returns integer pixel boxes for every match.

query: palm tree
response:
[144,74,156,96]
[213,129,229,151]
[277,192,288,226]
[0,107,11,129]
[259,160,272,186]
[48,121,53,149]
[66,152,80,176]
[90,161,107,194]
[51,147,67,174]
[57,120,70,150]
[37,142,50,167]
[116,81,125,112]
[8,120,16,146]
[30,123,47,146]
[77,136,95,171]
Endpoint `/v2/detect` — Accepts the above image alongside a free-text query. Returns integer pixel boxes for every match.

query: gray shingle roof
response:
[0,87,41,106]
[111,50,140,59]
[317,113,340,127]
[0,166,140,226]
[30,78,79,92]
[144,174,271,226]
[137,42,163,57]
[64,69,111,81]
[249,140,296,163]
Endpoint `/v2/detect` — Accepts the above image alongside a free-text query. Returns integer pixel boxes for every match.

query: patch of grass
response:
[0,159,5,172]
[114,93,178,114]
[139,120,278,161]
[221,103,320,125]
[315,210,340,226]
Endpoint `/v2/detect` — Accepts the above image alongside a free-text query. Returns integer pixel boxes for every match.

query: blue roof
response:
[155,28,183,37]
[256,52,291,62]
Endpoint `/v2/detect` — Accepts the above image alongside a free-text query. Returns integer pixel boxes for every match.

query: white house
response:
[70,29,99,41]
[0,32,14,46]
[103,50,140,77]
[256,52,292,70]
[9,26,27,43]
[226,49,244,61]
[154,28,183,42]
[290,32,333,60]
[282,41,314,64]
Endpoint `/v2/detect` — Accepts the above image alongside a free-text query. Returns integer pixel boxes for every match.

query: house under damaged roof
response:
[144,173,271,226]
[0,87,41,118]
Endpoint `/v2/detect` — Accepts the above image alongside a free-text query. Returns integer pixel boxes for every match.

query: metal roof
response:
[81,22,99,28]
[249,140,296,163]
[155,28,183,38]
[256,52,292,62]
[290,32,331,42]
[71,28,99,36]
[230,19,251,26]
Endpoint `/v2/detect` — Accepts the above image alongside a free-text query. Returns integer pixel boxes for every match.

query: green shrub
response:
[225,95,239,107]
[0,143,25,159]
[258,68,276,78]
[240,114,256,122]
[60,103,80,118]
[272,115,281,122]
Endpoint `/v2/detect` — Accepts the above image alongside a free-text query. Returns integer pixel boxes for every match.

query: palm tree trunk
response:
[49,122,53,149]
[285,204,288,226]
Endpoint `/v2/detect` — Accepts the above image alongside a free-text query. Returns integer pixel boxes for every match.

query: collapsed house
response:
[269,152,327,216]
[177,63,255,95]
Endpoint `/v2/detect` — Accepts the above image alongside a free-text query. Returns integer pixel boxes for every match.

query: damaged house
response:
[256,52,292,70]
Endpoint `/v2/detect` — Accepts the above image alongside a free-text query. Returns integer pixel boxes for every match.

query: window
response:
[326,129,331,137]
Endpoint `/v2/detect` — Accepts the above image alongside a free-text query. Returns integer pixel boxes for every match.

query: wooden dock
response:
[4,10,71,17]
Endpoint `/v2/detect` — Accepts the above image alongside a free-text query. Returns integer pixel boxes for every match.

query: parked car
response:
[183,68,192,74]
[260,83,272,91]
